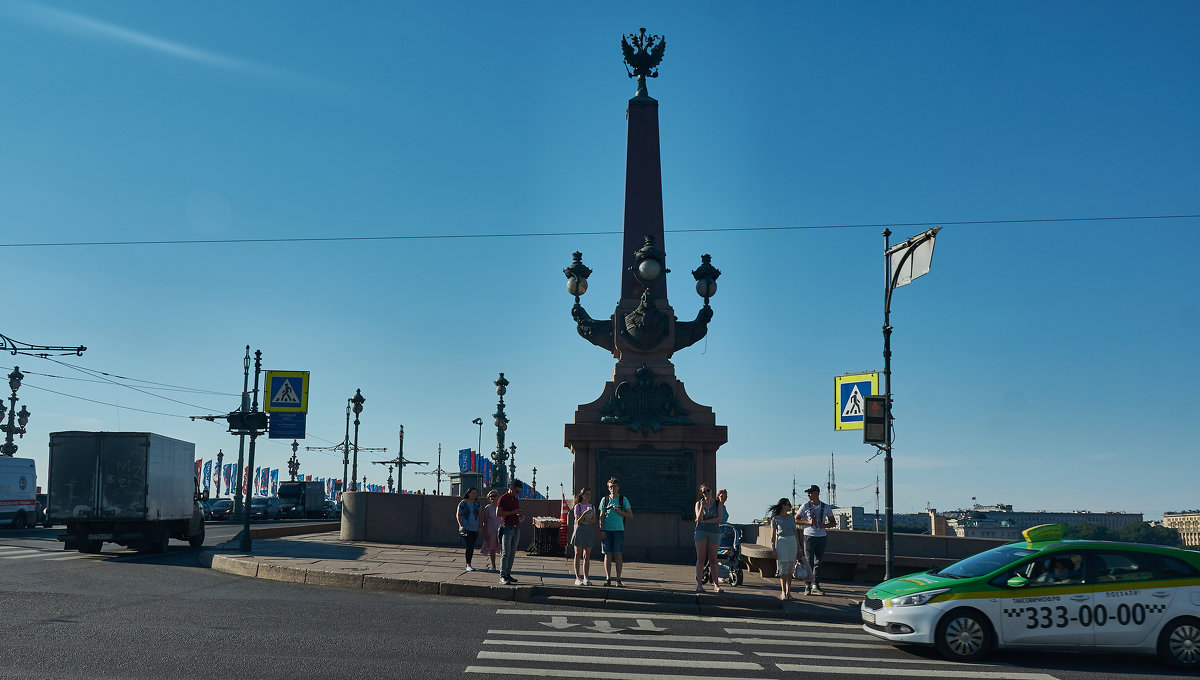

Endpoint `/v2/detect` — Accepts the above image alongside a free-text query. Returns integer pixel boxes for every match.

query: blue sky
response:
[1,2,1196,522]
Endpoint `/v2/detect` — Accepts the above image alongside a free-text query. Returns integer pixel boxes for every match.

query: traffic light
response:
[226,410,268,433]
[863,395,888,444]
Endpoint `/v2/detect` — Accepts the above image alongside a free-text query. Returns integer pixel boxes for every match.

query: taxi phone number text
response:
[1018,602,1148,629]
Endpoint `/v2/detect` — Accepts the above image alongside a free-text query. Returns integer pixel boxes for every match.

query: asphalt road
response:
[1,524,1193,679]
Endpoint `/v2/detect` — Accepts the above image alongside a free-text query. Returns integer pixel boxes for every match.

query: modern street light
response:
[489,373,510,492]
[288,440,300,481]
[471,417,483,460]
[0,367,30,456]
[350,389,365,492]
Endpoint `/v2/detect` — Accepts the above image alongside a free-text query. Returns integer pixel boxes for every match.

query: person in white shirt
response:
[796,484,835,595]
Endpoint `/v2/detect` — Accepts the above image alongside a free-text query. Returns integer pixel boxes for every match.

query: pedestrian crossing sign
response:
[835,372,879,431]
[265,371,309,413]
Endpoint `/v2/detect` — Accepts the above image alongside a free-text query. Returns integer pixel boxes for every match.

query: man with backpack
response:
[597,477,633,587]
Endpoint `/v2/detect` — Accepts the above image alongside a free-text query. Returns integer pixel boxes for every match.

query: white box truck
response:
[48,431,205,553]
[0,457,38,529]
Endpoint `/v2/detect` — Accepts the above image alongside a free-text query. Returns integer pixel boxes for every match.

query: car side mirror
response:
[1007,575,1030,588]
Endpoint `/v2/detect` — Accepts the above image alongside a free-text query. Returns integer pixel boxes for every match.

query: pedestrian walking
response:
[693,483,724,593]
[768,498,798,600]
[478,489,501,572]
[797,484,835,595]
[598,477,632,586]
[717,489,730,524]
[569,487,595,585]
[496,479,524,585]
[456,487,480,572]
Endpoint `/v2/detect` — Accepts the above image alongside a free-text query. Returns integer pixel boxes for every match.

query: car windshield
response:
[251,498,266,506]
[933,545,1039,579]
[213,500,232,508]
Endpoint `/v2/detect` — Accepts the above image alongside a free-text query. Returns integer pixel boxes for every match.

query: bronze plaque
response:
[595,449,695,516]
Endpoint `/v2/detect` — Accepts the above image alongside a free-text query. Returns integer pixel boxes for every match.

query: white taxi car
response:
[861,524,1200,669]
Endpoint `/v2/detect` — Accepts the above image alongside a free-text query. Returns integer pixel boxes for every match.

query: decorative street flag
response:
[270,469,279,495]
[195,459,202,480]
[202,461,212,491]
[887,227,941,289]
[459,448,471,472]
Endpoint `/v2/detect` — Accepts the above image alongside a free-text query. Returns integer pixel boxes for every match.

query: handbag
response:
[794,557,812,580]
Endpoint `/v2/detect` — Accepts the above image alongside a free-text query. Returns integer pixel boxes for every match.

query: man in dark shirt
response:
[496,479,524,585]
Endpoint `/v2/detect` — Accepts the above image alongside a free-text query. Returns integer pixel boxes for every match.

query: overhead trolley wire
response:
[0,213,1195,249]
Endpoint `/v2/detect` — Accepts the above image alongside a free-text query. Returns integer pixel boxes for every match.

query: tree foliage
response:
[1062,522,1182,547]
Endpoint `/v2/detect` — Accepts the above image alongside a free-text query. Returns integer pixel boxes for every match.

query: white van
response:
[0,457,38,529]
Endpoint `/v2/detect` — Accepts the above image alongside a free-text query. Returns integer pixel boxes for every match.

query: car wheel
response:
[1158,616,1200,670]
[935,608,993,662]
[12,512,28,530]
[80,541,103,554]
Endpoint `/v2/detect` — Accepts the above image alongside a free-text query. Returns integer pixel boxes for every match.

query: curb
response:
[203,550,861,622]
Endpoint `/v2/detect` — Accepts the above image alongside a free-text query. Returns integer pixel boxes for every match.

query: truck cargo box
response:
[48,431,197,522]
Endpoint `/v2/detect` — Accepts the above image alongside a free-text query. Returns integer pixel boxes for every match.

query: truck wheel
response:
[144,525,169,553]
[81,541,103,554]
[188,525,205,548]
[12,512,28,530]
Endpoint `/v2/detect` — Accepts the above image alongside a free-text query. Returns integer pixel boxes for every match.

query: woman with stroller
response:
[694,484,724,593]
[569,487,595,585]
[769,498,799,600]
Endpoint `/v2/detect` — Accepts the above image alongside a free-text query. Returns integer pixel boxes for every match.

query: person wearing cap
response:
[796,484,835,595]
[496,478,525,585]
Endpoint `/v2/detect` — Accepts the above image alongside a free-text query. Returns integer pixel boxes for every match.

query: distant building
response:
[945,504,1143,539]
[831,506,938,533]
[1162,511,1200,547]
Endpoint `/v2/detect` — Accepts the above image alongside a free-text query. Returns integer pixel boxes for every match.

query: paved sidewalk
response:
[202,527,869,622]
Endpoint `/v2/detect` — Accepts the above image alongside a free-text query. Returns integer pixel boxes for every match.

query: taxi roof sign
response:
[1022,524,1064,544]
[264,371,309,413]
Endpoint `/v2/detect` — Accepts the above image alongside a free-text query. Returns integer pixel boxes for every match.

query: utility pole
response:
[416,443,449,495]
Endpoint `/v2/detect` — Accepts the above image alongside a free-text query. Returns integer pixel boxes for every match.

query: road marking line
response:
[475,650,762,670]
[733,633,879,644]
[45,554,103,561]
[495,608,859,629]
[726,627,876,638]
[1,550,58,559]
[487,629,731,644]
[774,664,1058,679]
[465,666,777,680]
[739,639,886,650]
[757,652,999,666]
[483,639,743,655]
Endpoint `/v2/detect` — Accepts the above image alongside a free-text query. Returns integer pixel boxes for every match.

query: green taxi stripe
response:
[936,577,1200,603]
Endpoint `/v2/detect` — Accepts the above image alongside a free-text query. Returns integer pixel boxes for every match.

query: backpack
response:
[599,495,627,528]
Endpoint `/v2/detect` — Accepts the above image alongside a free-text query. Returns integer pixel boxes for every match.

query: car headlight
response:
[887,588,950,607]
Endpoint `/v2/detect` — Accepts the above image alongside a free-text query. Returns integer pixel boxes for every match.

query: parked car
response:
[862,523,1200,669]
[323,500,341,519]
[205,499,233,521]
[249,496,283,521]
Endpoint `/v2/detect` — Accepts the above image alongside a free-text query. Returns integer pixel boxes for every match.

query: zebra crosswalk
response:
[0,542,135,562]
[467,607,1064,680]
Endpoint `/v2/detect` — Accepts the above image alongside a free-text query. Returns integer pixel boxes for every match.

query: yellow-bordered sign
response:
[264,371,309,413]
[834,372,879,431]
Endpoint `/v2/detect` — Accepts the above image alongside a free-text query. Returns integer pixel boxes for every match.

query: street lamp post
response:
[341,400,351,496]
[508,442,517,489]
[288,440,300,481]
[233,347,250,519]
[350,389,365,491]
[238,349,265,554]
[471,417,483,460]
[489,374,509,492]
[215,449,224,498]
[386,465,394,493]
[0,367,30,456]
[531,467,537,496]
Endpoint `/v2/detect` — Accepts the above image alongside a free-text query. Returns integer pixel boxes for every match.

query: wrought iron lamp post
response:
[489,373,509,491]
[288,440,300,481]
[531,467,537,496]
[350,389,364,491]
[507,442,517,489]
[0,367,30,456]
[215,449,224,498]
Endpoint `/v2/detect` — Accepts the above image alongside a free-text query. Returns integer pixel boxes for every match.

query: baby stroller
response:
[702,524,744,587]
